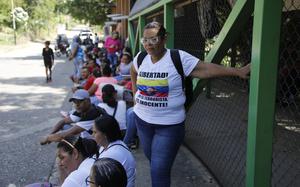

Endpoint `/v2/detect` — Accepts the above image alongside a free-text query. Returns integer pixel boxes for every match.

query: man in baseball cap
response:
[40,89,106,145]
[69,89,90,102]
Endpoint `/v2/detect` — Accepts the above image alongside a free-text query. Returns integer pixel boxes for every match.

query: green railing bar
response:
[164,2,174,48]
[138,16,145,52]
[246,0,282,186]
[128,20,136,55]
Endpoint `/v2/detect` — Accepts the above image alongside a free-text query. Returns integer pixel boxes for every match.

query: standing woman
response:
[42,41,54,82]
[69,35,84,81]
[105,31,122,73]
[130,21,250,187]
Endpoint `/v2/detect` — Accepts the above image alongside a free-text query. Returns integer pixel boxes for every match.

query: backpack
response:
[137,49,194,108]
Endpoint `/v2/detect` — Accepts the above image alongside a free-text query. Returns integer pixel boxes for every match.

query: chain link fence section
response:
[179,0,300,186]
[176,0,250,186]
[174,2,205,59]
[272,1,300,186]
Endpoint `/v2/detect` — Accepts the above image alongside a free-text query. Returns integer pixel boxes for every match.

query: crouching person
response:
[40,89,106,144]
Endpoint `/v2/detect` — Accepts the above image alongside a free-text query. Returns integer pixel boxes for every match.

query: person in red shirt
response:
[72,67,95,92]
[85,55,100,74]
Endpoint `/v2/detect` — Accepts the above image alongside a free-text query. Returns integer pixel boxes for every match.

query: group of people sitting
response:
[39,32,139,187]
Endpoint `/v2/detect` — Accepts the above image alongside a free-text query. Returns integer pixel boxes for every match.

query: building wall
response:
[115,0,130,42]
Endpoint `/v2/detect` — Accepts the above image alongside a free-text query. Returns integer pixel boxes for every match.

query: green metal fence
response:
[128,0,300,186]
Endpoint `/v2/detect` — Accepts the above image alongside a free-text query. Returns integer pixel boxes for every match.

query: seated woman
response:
[57,136,99,187]
[115,52,132,82]
[92,114,136,187]
[88,64,117,105]
[88,157,127,187]
[98,84,127,136]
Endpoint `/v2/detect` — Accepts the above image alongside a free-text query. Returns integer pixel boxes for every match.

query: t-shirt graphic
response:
[136,72,169,108]
[137,78,168,97]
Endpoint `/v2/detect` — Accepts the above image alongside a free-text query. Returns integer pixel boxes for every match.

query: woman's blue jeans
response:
[107,53,118,66]
[134,113,185,187]
[123,107,137,144]
[73,58,83,79]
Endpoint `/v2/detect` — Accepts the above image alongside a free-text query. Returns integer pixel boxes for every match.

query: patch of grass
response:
[0,32,14,45]
[0,39,14,45]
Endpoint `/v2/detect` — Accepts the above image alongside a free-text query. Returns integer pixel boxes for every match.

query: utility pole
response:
[11,0,16,45]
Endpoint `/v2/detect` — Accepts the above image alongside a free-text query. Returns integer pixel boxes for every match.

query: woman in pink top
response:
[88,64,117,104]
[105,31,122,73]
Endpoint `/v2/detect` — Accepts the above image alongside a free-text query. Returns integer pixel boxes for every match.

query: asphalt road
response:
[0,42,73,187]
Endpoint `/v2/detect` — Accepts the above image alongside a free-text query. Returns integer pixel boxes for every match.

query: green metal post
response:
[164,2,174,48]
[246,0,282,186]
[138,16,145,52]
[128,21,136,55]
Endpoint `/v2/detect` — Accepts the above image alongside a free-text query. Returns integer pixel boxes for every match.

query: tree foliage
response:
[0,0,26,28]
[0,1,10,27]
[64,0,115,25]
[0,0,113,36]
[0,0,57,32]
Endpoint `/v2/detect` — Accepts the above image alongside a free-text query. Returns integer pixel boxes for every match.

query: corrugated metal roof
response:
[129,0,160,17]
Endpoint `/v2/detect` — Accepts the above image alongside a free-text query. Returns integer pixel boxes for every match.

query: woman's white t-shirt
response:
[120,61,132,75]
[99,140,136,187]
[98,100,127,130]
[133,49,199,125]
[61,157,95,187]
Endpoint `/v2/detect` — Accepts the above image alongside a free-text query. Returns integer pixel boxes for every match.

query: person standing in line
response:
[69,35,84,81]
[42,41,54,82]
[105,31,122,73]
[130,21,251,187]
[94,33,99,48]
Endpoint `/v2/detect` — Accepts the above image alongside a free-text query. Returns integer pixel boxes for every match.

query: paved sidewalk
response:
[49,143,219,187]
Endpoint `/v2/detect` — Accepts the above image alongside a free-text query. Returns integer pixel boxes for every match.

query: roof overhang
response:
[107,13,122,18]
[111,15,129,21]
[105,21,118,26]
[129,0,160,17]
